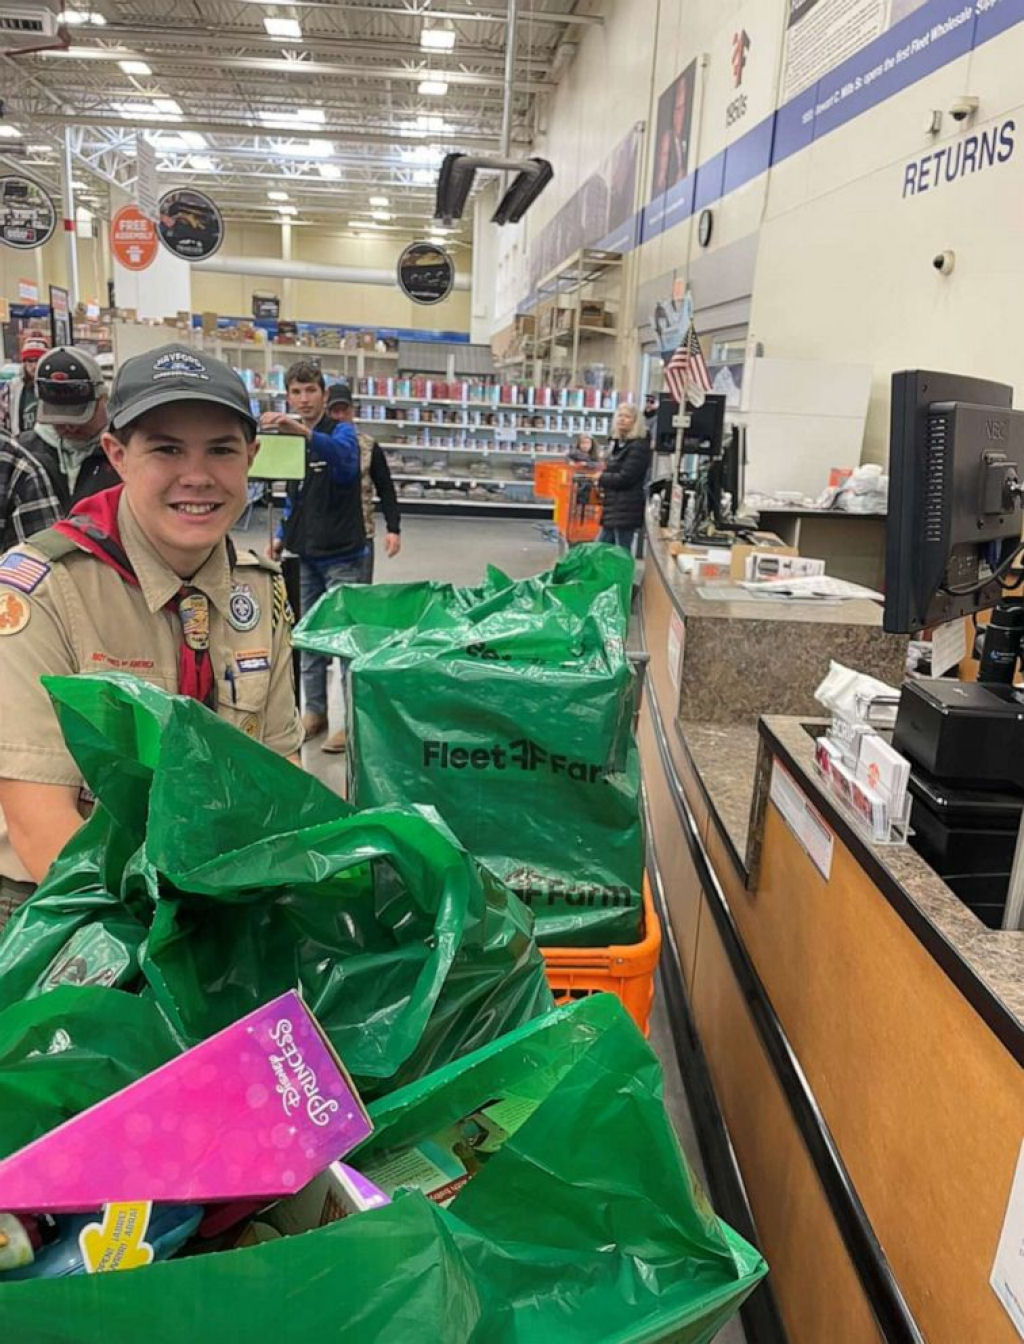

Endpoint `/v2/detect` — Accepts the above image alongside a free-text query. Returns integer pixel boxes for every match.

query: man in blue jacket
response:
[261,359,359,747]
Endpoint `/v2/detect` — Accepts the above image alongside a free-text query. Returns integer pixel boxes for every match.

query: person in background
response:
[0,347,119,550]
[0,343,302,923]
[324,381,401,583]
[261,359,359,752]
[569,431,601,464]
[597,403,650,554]
[9,334,49,434]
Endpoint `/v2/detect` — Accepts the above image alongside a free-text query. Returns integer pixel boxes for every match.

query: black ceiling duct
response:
[434,153,553,226]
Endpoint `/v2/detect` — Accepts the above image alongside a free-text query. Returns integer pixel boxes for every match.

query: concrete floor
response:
[238,511,748,1343]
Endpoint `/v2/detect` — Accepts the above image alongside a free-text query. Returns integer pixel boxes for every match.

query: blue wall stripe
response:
[631,0,1024,248]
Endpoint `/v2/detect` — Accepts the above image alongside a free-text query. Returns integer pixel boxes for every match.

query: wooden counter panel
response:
[757,799,1024,1343]
[642,549,681,725]
[639,703,703,990]
[691,903,885,1344]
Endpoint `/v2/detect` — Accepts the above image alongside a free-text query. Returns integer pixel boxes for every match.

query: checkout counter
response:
[639,514,1024,1344]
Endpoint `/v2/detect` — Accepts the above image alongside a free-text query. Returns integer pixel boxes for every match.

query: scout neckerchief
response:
[53,484,221,708]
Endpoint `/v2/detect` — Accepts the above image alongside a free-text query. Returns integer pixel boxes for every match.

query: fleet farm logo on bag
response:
[422,737,607,784]
[505,868,637,912]
[267,1018,340,1127]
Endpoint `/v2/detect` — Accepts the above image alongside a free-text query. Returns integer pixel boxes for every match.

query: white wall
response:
[486,0,1024,478]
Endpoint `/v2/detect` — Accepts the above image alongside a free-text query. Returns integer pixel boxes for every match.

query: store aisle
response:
[263,514,748,1341]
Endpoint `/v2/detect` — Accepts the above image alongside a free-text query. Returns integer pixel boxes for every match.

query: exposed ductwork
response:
[191,254,470,291]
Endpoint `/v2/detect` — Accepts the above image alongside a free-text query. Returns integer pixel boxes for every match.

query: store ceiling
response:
[0,0,598,250]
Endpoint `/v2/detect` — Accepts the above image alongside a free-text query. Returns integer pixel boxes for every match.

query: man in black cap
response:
[0,346,119,550]
[0,343,303,914]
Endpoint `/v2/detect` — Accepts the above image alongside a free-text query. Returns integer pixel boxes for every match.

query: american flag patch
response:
[0,552,50,594]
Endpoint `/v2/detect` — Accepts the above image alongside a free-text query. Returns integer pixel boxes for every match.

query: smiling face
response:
[102,401,257,577]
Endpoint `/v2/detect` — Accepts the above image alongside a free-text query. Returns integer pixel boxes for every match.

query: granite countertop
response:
[646,515,887,627]
[761,715,1024,1035]
[679,721,760,866]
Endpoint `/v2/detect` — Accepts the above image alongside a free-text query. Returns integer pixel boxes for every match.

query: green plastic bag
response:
[0,988,182,1159]
[345,602,644,946]
[0,997,766,1343]
[293,542,633,661]
[0,675,552,1098]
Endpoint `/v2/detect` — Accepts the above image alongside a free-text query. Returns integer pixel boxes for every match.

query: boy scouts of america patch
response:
[0,590,30,634]
[228,583,260,632]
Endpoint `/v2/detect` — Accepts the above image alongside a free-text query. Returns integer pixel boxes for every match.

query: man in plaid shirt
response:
[0,348,118,550]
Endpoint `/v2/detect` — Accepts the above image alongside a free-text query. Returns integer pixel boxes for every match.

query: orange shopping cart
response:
[533,461,603,544]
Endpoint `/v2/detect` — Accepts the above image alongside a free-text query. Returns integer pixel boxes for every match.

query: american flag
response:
[663,320,712,409]
[0,552,50,594]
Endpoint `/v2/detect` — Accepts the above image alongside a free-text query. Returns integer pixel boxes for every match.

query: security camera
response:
[932,250,955,276]
[949,96,979,122]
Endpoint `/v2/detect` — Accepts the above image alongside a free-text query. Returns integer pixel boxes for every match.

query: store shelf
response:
[393,497,552,512]
[391,473,534,486]
[358,418,578,435]
[381,444,565,459]
[357,394,614,413]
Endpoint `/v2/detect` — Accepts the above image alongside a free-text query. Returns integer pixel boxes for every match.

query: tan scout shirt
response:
[0,495,303,881]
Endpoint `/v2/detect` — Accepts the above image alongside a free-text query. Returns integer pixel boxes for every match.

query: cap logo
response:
[152,350,210,382]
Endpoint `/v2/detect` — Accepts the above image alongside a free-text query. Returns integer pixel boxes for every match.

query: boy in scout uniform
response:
[0,344,304,921]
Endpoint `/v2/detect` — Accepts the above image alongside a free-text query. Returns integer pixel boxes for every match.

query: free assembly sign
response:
[397,241,455,305]
[0,177,56,250]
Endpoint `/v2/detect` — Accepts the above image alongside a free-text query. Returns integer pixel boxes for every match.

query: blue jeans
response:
[299,550,373,716]
[598,525,637,555]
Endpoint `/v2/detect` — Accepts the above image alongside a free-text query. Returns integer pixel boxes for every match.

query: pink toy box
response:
[0,991,371,1213]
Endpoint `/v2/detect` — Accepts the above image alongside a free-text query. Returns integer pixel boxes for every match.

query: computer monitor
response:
[884,370,1024,634]
[656,392,726,457]
[684,394,725,456]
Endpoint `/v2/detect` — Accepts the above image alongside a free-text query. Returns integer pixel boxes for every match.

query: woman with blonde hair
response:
[597,403,650,554]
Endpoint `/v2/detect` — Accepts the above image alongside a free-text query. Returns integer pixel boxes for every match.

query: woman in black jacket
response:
[597,403,650,554]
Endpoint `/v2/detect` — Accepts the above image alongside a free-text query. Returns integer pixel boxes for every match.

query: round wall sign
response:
[110,204,158,271]
[157,188,225,260]
[397,241,455,305]
[0,176,56,250]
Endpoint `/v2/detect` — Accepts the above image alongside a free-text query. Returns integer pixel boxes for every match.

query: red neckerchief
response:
[54,485,216,707]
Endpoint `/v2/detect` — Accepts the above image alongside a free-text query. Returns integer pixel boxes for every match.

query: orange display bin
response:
[541,875,661,1036]
[533,461,603,543]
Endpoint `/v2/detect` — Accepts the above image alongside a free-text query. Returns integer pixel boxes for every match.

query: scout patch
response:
[178,592,210,651]
[236,650,271,674]
[228,583,260,632]
[0,552,50,594]
[272,574,293,630]
[0,590,31,635]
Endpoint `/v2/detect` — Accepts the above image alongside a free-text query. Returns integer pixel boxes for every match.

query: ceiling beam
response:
[57,26,554,71]
[28,113,507,151]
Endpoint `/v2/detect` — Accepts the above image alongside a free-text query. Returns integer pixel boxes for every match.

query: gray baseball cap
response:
[107,343,259,436]
[36,347,106,427]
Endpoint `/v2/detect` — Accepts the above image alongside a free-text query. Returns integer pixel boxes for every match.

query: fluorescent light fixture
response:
[113,101,165,120]
[190,155,215,171]
[297,107,325,124]
[417,114,444,131]
[369,195,389,206]
[318,163,341,179]
[299,139,331,158]
[402,144,442,164]
[152,97,182,115]
[420,27,456,51]
[155,133,186,150]
[264,16,302,38]
[348,220,373,229]
[119,60,151,75]
[418,79,448,97]
[267,189,289,201]
[371,210,392,221]
[277,205,298,216]
[72,178,88,188]
[0,126,22,139]
[63,8,88,21]
[411,168,433,184]
[180,131,207,149]
[27,143,52,154]
[90,11,106,23]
